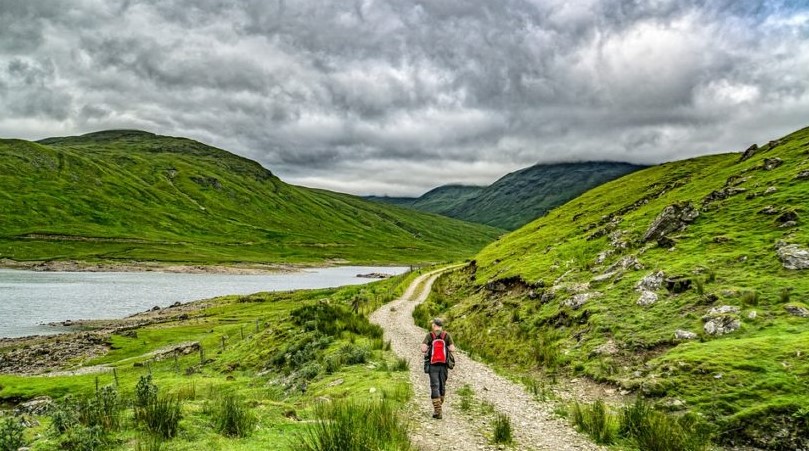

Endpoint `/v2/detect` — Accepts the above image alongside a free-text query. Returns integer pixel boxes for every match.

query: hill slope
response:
[366,185,484,216]
[370,162,644,230]
[415,127,809,448]
[0,130,501,265]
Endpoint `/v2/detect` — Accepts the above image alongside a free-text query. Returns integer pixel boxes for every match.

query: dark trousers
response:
[428,364,448,399]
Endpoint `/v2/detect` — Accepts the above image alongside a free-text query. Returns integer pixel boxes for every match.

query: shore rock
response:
[776,243,809,270]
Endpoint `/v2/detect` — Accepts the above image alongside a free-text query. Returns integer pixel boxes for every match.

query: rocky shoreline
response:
[0,258,300,274]
[0,298,213,376]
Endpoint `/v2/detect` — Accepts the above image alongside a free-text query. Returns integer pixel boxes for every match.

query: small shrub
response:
[741,290,759,306]
[135,375,159,409]
[338,344,370,365]
[492,413,513,444]
[706,269,716,283]
[0,415,25,451]
[392,357,410,372]
[298,362,324,381]
[571,399,618,444]
[50,403,78,434]
[76,385,124,433]
[137,395,183,439]
[293,399,411,451]
[620,397,712,451]
[780,287,791,303]
[62,425,106,451]
[212,393,256,438]
[324,356,342,374]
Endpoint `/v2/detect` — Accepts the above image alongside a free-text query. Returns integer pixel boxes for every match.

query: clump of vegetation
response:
[492,413,513,444]
[0,415,25,451]
[572,398,712,450]
[571,399,618,444]
[209,393,256,438]
[392,357,410,372]
[457,384,474,412]
[132,375,182,439]
[740,290,759,306]
[779,287,791,303]
[293,400,411,451]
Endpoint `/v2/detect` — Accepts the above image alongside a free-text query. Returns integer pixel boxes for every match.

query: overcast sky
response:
[2,1,808,196]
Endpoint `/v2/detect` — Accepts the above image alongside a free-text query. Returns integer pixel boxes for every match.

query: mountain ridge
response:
[0,130,501,265]
[370,161,645,230]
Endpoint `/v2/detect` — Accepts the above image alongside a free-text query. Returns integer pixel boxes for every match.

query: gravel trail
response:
[370,268,602,451]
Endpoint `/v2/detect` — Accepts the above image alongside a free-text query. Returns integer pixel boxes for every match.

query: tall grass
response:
[392,357,410,372]
[294,400,411,451]
[571,399,618,444]
[137,395,182,439]
[492,413,513,444]
[210,393,257,438]
[572,398,713,450]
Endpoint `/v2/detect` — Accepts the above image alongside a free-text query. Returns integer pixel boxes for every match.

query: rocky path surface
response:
[370,269,602,451]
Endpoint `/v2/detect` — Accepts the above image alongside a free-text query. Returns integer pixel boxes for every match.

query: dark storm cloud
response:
[1,0,808,195]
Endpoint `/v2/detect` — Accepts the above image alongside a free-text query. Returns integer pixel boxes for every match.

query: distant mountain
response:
[370,162,645,230]
[0,130,501,265]
[366,185,484,216]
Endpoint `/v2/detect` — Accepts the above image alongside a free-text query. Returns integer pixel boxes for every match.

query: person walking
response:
[421,318,456,419]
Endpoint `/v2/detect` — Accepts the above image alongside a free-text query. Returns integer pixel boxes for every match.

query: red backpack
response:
[430,332,448,364]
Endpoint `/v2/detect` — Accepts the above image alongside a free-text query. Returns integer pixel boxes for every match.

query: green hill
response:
[0,130,501,265]
[415,127,809,448]
[370,162,644,230]
[366,184,484,216]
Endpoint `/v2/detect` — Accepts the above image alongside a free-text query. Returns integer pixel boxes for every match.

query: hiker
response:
[421,318,456,419]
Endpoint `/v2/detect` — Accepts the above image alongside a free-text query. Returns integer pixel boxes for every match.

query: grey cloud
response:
[0,0,808,195]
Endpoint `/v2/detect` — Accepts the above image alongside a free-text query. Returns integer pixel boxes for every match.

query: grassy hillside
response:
[0,130,501,265]
[0,271,420,450]
[367,185,483,217]
[415,127,809,449]
[371,162,644,230]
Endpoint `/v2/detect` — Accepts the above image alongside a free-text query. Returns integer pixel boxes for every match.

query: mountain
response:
[0,130,501,265]
[415,127,809,449]
[366,185,484,216]
[369,162,644,230]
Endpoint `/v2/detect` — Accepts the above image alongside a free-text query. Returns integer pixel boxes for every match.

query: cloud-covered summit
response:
[2,0,808,196]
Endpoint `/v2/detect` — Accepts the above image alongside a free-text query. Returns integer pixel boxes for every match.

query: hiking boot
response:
[432,398,442,419]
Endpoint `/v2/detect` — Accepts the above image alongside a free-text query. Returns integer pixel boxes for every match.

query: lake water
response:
[0,266,407,338]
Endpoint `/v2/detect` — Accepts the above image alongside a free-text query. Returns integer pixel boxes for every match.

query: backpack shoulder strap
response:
[439,332,447,340]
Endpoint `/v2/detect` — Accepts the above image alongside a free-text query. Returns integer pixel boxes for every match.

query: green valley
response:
[0,130,501,266]
[414,126,809,449]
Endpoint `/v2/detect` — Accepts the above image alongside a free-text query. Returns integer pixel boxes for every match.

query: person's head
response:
[431,318,443,331]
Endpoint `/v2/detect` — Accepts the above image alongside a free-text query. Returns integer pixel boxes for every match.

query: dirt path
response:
[370,268,602,451]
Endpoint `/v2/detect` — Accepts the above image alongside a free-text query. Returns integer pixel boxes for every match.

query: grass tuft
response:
[210,393,257,438]
[571,399,619,444]
[492,413,513,444]
[293,399,411,451]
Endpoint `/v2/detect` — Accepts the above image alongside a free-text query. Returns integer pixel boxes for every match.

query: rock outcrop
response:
[642,203,699,242]
[739,144,758,161]
[636,271,665,292]
[775,242,809,270]
[785,303,809,318]
[674,329,698,340]
[637,291,658,306]
[703,306,741,335]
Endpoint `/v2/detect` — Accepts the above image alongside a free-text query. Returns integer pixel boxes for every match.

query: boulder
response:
[764,186,777,195]
[703,315,741,336]
[637,291,658,306]
[636,271,665,292]
[15,396,55,415]
[758,205,779,215]
[674,329,698,340]
[796,170,809,180]
[762,158,783,170]
[776,243,809,270]
[739,144,758,162]
[785,304,809,318]
[607,255,644,272]
[642,202,699,242]
[707,305,741,315]
[563,292,600,310]
[775,210,798,225]
[702,187,747,204]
